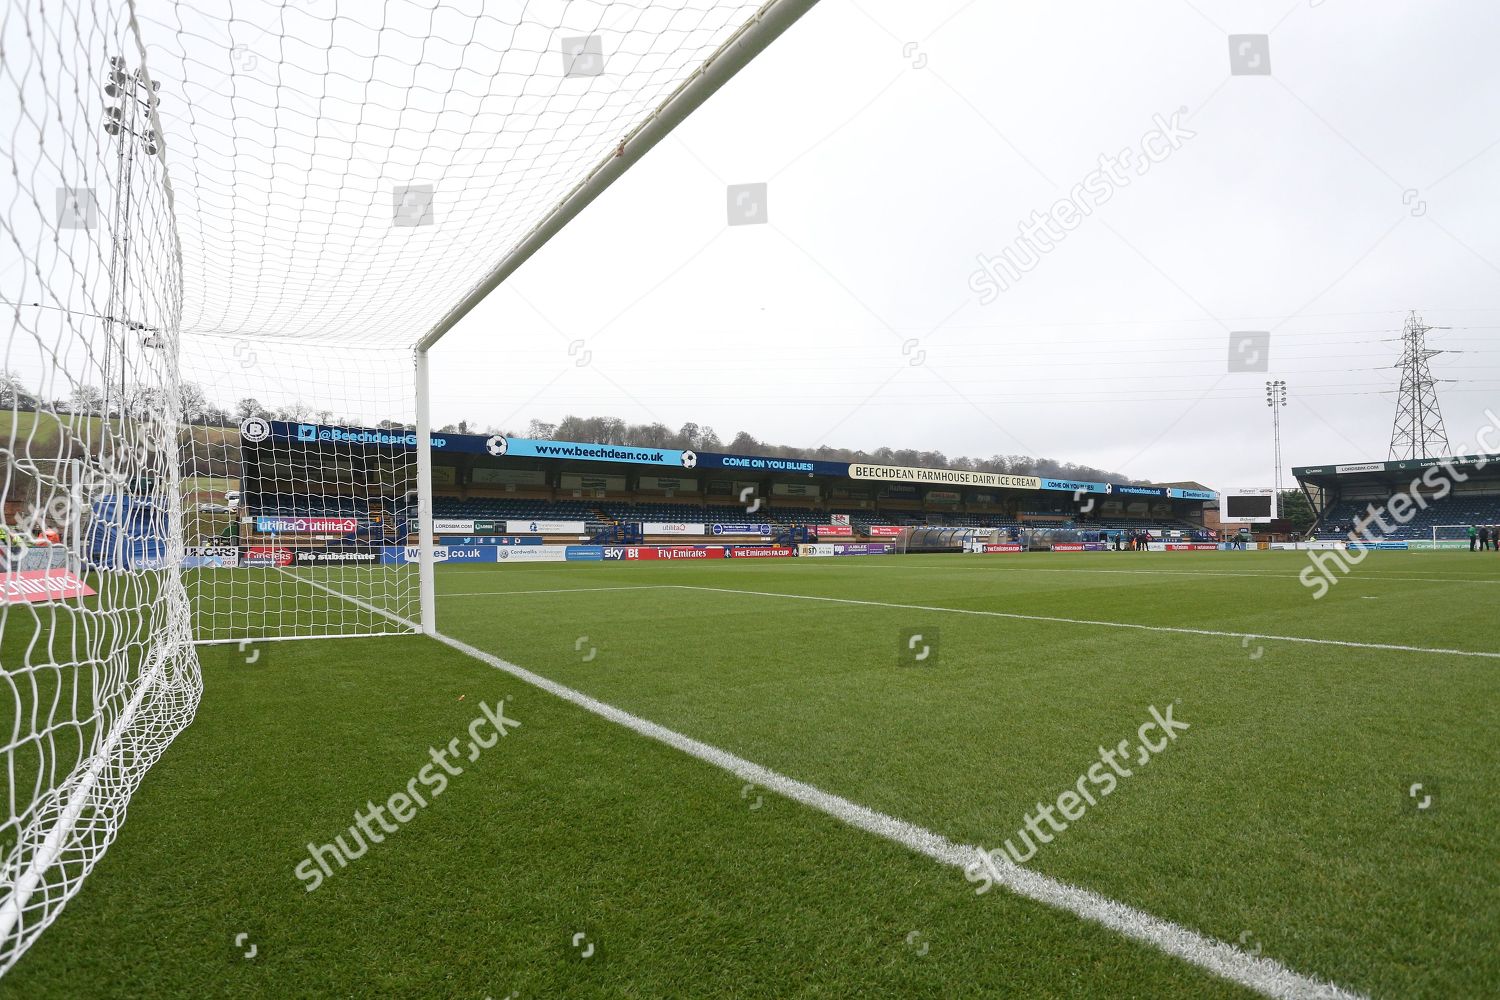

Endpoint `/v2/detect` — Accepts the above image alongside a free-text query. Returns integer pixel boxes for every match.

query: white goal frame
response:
[411,0,819,635]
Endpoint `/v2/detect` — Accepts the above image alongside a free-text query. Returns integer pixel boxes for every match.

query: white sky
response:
[5,0,1497,499]
[424,0,1500,494]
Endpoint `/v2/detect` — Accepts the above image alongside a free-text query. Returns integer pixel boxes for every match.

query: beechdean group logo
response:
[240,416,271,442]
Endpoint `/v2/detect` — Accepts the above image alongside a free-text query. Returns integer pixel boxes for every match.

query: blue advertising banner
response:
[448,535,543,546]
[693,452,850,477]
[710,523,772,535]
[565,545,605,561]
[1040,479,1109,494]
[496,437,687,467]
[1110,484,1169,498]
[1168,487,1218,501]
[381,545,498,564]
[257,421,450,450]
[262,421,687,467]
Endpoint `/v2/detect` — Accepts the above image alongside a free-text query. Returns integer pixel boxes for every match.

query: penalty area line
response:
[291,572,1366,999]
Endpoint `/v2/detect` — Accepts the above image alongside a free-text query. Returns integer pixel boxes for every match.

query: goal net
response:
[2,0,809,975]
[1432,525,1479,547]
[1,3,197,974]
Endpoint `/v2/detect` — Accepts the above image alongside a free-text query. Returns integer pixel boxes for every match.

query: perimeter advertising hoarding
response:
[292,549,379,565]
[255,515,359,534]
[601,546,726,560]
[183,546,240,568]
[381,545,571,564]
[1,569,96,603]
[506,520,588,534]
[798,543,895,557]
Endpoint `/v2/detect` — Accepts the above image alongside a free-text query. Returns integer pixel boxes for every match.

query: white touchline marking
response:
[292,573,1364,998]
[674,585,1500,660]
[439,585,676,598]
[432,629,1365,1000]
[794,562,1500,585]
[972,566,1500,586]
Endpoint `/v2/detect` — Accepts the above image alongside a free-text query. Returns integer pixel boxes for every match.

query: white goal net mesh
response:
[1,3,198,975]
[2,0,780,974]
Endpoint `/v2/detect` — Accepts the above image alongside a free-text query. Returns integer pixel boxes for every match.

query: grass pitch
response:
[6,552,1498,998]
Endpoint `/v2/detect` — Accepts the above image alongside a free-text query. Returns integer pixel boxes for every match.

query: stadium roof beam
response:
[415,0,820,353]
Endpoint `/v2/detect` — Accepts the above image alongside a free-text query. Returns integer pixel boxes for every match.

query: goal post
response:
[415,350,437,636]
[1432,525,1478,548]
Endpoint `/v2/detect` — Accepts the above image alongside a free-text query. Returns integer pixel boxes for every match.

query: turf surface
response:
[6,552,1498,998]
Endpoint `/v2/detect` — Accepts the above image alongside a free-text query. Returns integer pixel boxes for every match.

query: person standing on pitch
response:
[1470,524,1479,551]
[1481,525,1491,552]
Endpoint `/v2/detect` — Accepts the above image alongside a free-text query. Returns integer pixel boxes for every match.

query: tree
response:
[69,384,105,415]
[234,398,268,420]
[1278,489,1315,533]
[0,371,36,410]
[179,381,209,424]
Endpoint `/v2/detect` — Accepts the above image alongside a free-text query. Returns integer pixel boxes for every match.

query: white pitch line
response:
[675,585,1500,660]
[974,566,1500,586]
[789,562,1500,585]
[438,585,676,598]
[430,628,1363,1000]
[288,573,1365,998]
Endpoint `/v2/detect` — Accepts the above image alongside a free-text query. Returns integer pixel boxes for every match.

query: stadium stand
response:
[1310,495,1500,541]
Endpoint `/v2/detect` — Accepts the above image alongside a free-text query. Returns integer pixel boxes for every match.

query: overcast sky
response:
[421,0,1500,494]
[7,1,1497,498]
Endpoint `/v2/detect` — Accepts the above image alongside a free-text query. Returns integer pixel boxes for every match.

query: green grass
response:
[6,552,1499,998]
